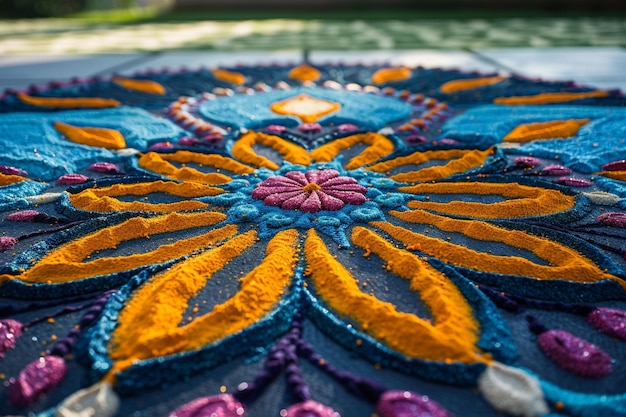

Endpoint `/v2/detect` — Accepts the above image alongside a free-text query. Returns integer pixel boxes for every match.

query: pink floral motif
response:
[252,169,367,213]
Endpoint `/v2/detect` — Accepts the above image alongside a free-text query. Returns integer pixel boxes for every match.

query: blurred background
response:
[1,0,625,18]
[0,0,624,53]
[0,0,624,90]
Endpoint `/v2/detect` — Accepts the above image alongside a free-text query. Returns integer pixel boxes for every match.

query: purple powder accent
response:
[265,125,287,134]
[8,356,68,407]
[283,400,340,417]
[406,134,427,144]
[0,319,23,357]
[57,173,89,185]
[437,138,459,145]
[555,177,592,187]
[87,162,121,174]
[537,329,613,378]
[0,236,18,252]
[513,156,542,168]
[285,171,308,185]
[178,137,201,146]
[336,123,359,132]
[601,159,626,171]
[149,142,175,151]
[588,308,626,340]
[47,290,115,358]
[202,133,223,143]
[7,210,40,222]
[298,123,322,133]
[540,165,572,176]
[168,393,246,417]
[296,339,384,403]
[596,212,626,228]
[377,391,455,417]
[252,169,367,213]
[0,165,27,176]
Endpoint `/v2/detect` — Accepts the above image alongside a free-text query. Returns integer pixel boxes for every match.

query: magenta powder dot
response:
[336,123,359,132]
[6,210,40,222]
[0,165,27,176]
[265,125,287,134]
[168,393,246,417]
[406,134,427,144]
[601,159,626,171]
[0,319,23,357]
[57,173,89,185]
[555,177,592,187]
[9,355,68,407]
[252,169,367,213]
[597,212,626,228]
[588,308,626,341]
[376,390,455,417]
[283,400,340,417]
[0,236,18,252]
[149,142,174,150]
[540,165,572,176]
[513,156,542,168]
[87,162,121,174]
[298,123,322,133]
[178,137,201,146]
[437,138,459,146]
[537,329,613,378]
[202,133,223,143]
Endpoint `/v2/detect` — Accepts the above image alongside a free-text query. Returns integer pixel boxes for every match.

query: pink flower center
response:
[252,169,367,213]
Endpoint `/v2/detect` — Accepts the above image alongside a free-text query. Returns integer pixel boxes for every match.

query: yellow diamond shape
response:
[270,94,341,123]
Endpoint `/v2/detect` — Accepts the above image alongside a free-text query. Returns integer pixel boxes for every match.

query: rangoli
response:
[0,62,625,417]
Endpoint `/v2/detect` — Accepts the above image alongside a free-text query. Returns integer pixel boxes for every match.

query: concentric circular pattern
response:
[0,63,626,417]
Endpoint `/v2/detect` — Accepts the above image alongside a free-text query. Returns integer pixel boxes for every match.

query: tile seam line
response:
[464,48,518,75]
[91,52,163,77]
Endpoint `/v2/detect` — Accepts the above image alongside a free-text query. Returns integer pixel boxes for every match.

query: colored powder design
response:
[0,64,625,417]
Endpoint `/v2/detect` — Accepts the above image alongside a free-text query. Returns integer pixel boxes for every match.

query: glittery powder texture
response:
[252,169,367,213]
[0,236,18,252]
[376,391,456,417]
[540,165,572,176]
[283,400,341,417]
[537,329,613,378]
[555,177,592,187]
[87,162,121,174]
[8,355,68,407]
[584,191,621,206]
[6,210,41,222]
[168,393,246,417]
[55,382,120,417]
[601,159,626,171]
[513,156,542,168]
[596,212,626,228]
[0,319,23,357]
[0,165,26,175]
[2,63,626,417]
[588,308,626,340]
[57,174,89,185]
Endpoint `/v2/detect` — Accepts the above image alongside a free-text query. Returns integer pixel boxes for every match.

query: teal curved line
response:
[541,379,626,417]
